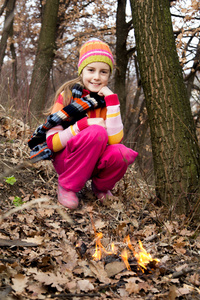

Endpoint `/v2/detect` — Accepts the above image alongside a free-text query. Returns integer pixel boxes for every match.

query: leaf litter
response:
[0,110,200,299]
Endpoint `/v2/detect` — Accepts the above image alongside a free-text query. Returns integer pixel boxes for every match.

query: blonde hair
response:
[46,76,83,114]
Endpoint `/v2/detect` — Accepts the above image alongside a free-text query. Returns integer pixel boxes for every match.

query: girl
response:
[46,38,138,209]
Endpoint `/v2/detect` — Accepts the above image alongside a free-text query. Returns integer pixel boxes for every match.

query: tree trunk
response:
[29,0,60,119]
[185,42,200,99]
[130,0,200,217]
[114,0,130,121]
[0,0,16,73]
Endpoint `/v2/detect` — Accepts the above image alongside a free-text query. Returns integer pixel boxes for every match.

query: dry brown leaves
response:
[0,111,200,300]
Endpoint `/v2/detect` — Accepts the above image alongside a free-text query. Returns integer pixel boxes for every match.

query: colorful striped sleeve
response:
[46,118,89,152]
[104,94,124,144]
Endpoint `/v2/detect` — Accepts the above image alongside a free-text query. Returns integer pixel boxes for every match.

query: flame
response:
[134,240,155,270]
[111,242,117,254]
[91,227,160,272]
[125,236,160,271]
[92,232,103,261]
[121,249,131,270]
[124,235,136,254]
[92,232,116,261]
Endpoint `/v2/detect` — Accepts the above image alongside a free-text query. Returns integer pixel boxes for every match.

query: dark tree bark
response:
[0,0,16,73]
[130,0,200,218]
[29,0,60,119]
[114,0,135,121]
[185,42,200,99]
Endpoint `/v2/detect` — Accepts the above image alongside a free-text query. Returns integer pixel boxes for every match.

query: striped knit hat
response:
[78,38,114,75]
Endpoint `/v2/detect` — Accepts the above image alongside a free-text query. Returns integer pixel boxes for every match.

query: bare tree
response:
[0,0,16,73]
[29,0,60,119]
[130,0,200,219]
[114,0,135,120]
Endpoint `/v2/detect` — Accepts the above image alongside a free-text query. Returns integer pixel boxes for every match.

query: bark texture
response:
[0,0,16,73]
[130,0,200,216]
[114,0,132,120]
[29,0,60,119]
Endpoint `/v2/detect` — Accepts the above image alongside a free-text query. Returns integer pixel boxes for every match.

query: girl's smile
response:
[81,62,110,93]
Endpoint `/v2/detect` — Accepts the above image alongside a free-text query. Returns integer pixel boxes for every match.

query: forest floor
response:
[0,109,200,300]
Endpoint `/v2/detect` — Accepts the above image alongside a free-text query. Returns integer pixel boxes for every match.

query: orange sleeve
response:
[51,102,64,114]
[100,107,107,120]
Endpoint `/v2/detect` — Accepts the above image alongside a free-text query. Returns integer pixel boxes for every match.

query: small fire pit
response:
[76,232,160,276]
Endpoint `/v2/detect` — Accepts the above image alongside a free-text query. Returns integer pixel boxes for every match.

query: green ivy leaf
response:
[5,176,17,185]
[13,196,24,207]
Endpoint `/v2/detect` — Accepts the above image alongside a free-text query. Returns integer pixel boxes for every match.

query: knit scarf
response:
[28,84,105,162]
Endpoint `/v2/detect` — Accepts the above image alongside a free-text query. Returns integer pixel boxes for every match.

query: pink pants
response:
[52,125,138,193]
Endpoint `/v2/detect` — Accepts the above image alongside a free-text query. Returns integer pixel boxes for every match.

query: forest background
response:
[0,0,200,299]
[0,0,199,217]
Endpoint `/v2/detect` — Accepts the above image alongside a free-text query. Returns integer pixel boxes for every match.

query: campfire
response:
[92,233,160,273]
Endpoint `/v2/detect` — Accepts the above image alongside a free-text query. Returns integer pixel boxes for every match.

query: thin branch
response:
[0,0,9,16]
[0,197,74,225]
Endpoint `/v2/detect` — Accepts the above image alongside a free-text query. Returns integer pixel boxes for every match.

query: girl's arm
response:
[46,117,88,152]
[46,92,89,152]
[99,87,123,144]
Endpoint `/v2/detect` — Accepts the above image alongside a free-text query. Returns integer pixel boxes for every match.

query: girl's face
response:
[81,62,110,93]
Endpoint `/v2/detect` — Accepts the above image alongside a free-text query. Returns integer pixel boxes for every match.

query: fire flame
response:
[134,240,160,270]
[120,249,131,271]
[92,233,160,272]
[92,232,115,261]
[125,235,160,271]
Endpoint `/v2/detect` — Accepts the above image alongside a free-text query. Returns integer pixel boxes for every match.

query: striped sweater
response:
[46,89,123,153]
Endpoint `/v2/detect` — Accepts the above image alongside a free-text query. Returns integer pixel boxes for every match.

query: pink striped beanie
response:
[78,38,114,75]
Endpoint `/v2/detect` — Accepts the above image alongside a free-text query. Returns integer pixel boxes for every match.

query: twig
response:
[50,292,101,298]
[169,267,194,279]
[0,238,39,247]
[144,234,158,242]
[0,286,12,298]
[0,198,74,225]
[0,160,33,180]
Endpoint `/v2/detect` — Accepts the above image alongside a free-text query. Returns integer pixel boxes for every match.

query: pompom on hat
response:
[78,38,114,75]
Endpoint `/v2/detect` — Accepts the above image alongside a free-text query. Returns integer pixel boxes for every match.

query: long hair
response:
[46,76,83,114]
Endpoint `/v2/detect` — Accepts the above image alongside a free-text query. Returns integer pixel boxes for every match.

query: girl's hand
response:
[98,86,114,97]
[87,118,106,128]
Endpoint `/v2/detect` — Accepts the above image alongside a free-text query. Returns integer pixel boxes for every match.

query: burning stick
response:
[92,232,116,261]
[120,249,131,271]
[89,212,117,261]
[89,213,160,273]
[125,235,160,272]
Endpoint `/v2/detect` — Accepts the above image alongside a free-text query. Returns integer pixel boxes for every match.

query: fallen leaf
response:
[176,284,195,296]
[125,277,144,295]
[77,279,94,292]
[189,273,200,286]
[27,283,47,299]
[66,281,77,293]
[88,261,111,284]
[94,219,106,230]
[168,285,177,300]
[126,281,140,294]
[33,271,68,292]
[105,261,126,277]
[118,288,129,297]
[12,274,28,293]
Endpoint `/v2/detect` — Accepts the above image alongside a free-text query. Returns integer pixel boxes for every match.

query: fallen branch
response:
[169,266,194,279]
[0,197,74,225]
[0,160,32,180]
[0,286,12,298]
[171,267,194,278]
[0,238,38,247]
[50,292,101,298]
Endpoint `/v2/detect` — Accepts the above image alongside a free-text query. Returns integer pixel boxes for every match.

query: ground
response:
[0,112,200,299]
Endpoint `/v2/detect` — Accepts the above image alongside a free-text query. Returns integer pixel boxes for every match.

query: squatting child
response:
[45,38,138,209]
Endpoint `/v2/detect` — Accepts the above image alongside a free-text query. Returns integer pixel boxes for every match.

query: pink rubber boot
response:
[92,183,113,203]
[57,184,79,209]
